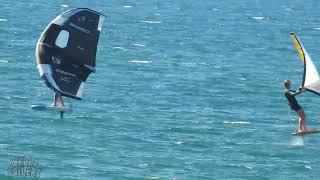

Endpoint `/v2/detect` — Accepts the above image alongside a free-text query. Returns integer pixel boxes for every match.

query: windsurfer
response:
[51,93,65,107]
[284,80,309,133]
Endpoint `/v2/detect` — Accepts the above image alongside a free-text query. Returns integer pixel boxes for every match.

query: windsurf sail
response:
[36,8,105,100]
[291,32,320,95]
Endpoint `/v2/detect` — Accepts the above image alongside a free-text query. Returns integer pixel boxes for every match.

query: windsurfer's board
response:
[292,130,320,136]
[31,104,71,112]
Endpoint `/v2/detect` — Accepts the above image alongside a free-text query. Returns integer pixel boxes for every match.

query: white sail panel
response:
[304,49,320,91]
[291,32,320,95]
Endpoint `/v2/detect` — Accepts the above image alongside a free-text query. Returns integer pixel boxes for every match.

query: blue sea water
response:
[1,0,320,179]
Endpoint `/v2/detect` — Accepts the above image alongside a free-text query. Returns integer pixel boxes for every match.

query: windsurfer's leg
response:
[297,109,308,132]
[51,93,57,107]
[58,95,65,107]
[301,110,308,131]
[298,118,302,131]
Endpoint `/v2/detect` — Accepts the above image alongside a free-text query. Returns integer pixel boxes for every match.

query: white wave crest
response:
[223,121,251,124]
[252,16,264,20]
[129,60,152,64]
[305,166,312,170]
[140,20,161,24]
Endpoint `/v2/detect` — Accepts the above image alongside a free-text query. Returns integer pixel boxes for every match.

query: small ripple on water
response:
[138,163,148,167]
[75,115,91,119]
[112,46,127,51]
[0,144,9,148]
[223,121,251,125]
[133,43,146,47]
[140,20,161,24]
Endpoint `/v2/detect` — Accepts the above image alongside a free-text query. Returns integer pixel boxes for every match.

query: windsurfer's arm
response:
[292,87,305,96]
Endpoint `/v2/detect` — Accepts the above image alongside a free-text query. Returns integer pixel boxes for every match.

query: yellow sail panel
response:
[291,32,305,63]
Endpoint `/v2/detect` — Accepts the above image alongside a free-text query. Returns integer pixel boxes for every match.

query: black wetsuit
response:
[284,89,302,111]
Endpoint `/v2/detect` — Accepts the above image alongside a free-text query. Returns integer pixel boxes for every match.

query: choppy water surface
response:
[1,0,320,179]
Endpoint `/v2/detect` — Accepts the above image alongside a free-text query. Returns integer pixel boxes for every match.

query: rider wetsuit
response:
[284,89,302,111]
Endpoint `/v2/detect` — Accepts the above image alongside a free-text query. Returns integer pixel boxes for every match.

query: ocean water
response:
[1,0,320,179]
